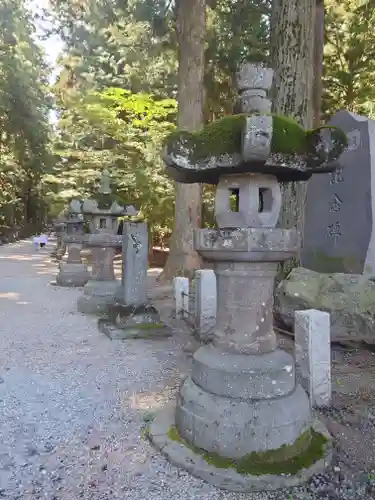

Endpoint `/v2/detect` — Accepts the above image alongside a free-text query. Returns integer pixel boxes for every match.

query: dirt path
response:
[0,239,375,499]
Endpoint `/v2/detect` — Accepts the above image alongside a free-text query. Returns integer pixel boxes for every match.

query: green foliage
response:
[45,0,270,242]
[324,0,375,117]
[0,0,52,238]
[46,87,177,238]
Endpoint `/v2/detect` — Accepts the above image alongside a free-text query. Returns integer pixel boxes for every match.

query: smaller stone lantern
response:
[55,199,89,287]
[51,212,67,260]
[77,170,137,315]
[149,63,348,492]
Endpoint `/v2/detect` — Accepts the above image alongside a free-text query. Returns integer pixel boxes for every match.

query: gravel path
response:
[0,239,374,500]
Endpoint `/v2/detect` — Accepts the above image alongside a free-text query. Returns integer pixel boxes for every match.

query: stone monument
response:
[98,221,171,339]
[149,63,348,492]
[303,110,375,274]
[55,199,89,287]
[77,170,136,315]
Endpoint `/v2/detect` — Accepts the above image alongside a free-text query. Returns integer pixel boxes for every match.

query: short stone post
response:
[77,170,132,315]
[295,309,332,408]
[98,221,171,339]
[173,277,189,319]
[55,200,89,287]
[194,269,216,341]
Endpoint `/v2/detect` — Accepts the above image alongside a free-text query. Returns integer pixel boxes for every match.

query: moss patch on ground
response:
[165,113,347,167]
[167,426,328,476]
[124,322,165,330]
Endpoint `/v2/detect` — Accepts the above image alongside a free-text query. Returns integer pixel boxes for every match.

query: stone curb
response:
[148,405,333,493]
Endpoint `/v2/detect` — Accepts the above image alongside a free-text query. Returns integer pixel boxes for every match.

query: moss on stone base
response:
[167,426,327,476]
[125,322,165,330]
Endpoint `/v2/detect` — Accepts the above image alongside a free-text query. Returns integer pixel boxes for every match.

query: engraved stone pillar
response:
[98,221,171,339]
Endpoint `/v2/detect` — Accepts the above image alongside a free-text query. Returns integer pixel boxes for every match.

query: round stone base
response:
[77,280,119,315]
[176,376,311,458]
[149,406,332,492]
[56,263,89,287]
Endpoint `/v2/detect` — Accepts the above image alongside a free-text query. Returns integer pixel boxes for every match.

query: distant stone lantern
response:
[55,199,89,287]
[149,63,348,492]
[77,170,138,315]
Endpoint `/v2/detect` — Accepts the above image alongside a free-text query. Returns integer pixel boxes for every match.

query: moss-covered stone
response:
[165,113,347,168]
[275,266,375,343]
[167,426,327,476]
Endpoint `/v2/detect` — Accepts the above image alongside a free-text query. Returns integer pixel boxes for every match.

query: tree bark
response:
[313,0,324,127]
[271,0,315,272]
[159,0,206,281]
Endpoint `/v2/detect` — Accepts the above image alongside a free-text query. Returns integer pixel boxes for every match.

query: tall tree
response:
[313,0,325,126]
[271,0,315,268]
[159,0,206,280]
[0,0,51,236]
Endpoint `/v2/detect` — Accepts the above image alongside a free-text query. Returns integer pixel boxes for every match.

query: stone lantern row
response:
[51,170,168,339]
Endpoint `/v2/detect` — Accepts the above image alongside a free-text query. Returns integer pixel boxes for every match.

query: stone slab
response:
[192,345,296,400]
[295,310,332,407]
[173,277,189,318]
[303,110,375,274]
[121,222,148,306]
[194,270,216,340]
[149,405,332,492]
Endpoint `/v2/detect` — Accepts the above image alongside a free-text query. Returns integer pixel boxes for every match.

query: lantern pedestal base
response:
[77,279,119,315]
[56,262,89,287]
[98,303,172,340]
[176,367,311,458]
[148,405,332,492]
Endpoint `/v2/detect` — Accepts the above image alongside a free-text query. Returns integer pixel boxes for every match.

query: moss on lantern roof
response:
[165,113,310,163]
[163,113,348,184]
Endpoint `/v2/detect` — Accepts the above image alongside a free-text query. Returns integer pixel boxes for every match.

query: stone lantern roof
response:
[163,65,348,184]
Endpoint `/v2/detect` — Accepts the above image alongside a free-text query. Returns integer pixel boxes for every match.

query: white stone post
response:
[294,309,332,407]
[194,269,217,340]
[173,277,189,318]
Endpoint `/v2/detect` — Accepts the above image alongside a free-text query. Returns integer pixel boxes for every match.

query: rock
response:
[275,267,375,344]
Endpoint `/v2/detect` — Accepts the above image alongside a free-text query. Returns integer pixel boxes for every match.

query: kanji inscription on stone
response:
[329,194,343,213]
[329,167,344,185]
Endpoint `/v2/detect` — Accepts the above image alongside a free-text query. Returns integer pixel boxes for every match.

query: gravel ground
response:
[0,239,375,500]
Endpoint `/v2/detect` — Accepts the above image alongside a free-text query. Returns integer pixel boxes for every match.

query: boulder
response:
[275,267,375,344]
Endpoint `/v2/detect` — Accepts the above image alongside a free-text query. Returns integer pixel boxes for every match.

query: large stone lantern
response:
[149,63,348,492]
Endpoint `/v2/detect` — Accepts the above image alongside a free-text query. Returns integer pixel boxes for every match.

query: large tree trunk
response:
[271,0,315,274]
[313,0,324,127]
[159,0,206,281]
